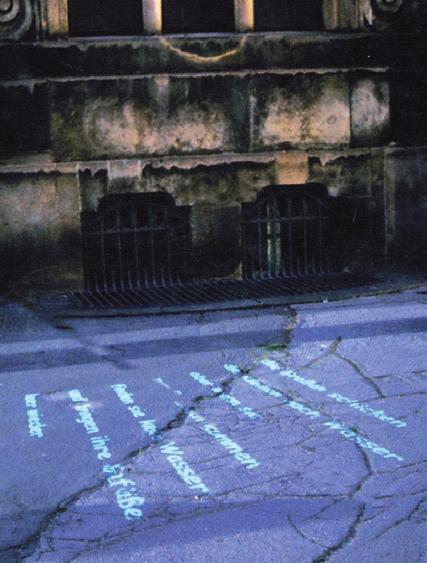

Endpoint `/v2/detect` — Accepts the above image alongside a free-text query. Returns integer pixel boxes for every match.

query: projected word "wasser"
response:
[233,367,404,461]
[160,441,210,494]
[261,359,407,428]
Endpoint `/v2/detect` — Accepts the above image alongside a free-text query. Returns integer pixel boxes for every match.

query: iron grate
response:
[242,184,338,279]
[68,273,376,310]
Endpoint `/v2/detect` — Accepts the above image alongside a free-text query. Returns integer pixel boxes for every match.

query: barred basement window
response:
[162,0,235,33]
[254,0,323,31]
[81,193,191,291]
[241,185,337,279]
[68,0,143,36]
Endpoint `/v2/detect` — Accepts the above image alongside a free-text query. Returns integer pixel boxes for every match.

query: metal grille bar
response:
[242,184,338,279]
[81,193,191,292]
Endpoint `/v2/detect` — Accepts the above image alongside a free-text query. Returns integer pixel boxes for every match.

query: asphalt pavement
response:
[0,287,426,562]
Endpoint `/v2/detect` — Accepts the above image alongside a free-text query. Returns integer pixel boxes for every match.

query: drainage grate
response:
[68,273,375,310]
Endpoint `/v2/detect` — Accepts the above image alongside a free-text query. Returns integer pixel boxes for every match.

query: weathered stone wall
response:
[3,143,425,288]
[0,170,81,291]
[0,28,426,291]
[46,71,389,161]
[384,147,427,267]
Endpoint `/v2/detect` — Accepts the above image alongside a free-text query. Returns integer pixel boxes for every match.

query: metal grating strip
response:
[68,273,376,310]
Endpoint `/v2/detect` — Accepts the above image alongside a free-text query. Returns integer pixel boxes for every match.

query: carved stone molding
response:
[374,0,404,13]
[0,0,33,39]
[369,0,423,29]
[323,0,422,30]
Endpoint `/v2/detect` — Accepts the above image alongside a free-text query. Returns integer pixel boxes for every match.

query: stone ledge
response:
[0,147,386,176]
[1,31,426,80]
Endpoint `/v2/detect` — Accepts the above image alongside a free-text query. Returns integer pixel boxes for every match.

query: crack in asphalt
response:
[272,308,377,563]
[355,391,427,402]
[0,479,105,562]
[65,491,348,563]
[272,304,426,562]
[277,327,385,402]
[376,489,427,500]
[334,352,385,398]
[309,445,371,534]
[9,366,246,561]
[288,515,329,548]
[350,447,373,498]
[312,502,366,563]
[3,302,424,561]
[20,488,346,563]
[285,314,385,400]
[373,498,426,540]
[284,307,299,345]
[9,311,297,561]
[298,337,342,370]
[377,460,427,475]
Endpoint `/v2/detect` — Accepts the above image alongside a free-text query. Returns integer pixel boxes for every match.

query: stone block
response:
[141,159,276,206]
[251,73,350,151]
[308,150,374,197]
[275,152,309,185]
[50,75,250,161]
[390,70,427,146]
[0,84,50,156]
[308,149,387,267]
[384,147,427,264]
[0,172,81,290]
[351,75,390,146]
